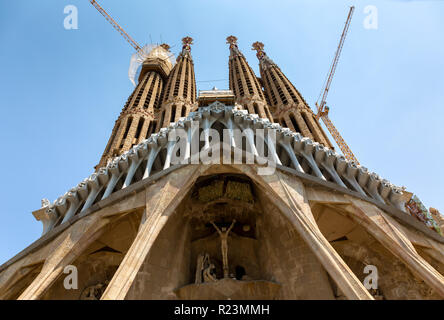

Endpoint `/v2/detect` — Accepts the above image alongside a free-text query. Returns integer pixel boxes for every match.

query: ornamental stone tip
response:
[160,43,170,51]
[41,198,50,208]
[182,36,193,50]
[226,35,238,47]
[252,41,264,53]
[252,41,265,59]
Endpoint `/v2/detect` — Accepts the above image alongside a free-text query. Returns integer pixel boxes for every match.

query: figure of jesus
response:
[210,219,236,278]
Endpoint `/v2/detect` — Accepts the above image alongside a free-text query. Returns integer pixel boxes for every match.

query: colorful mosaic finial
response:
[182,36,193,50]
[252,41,265,59]
[226,35,238,48]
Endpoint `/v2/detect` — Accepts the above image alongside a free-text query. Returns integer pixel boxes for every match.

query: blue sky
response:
[0,0,443,264]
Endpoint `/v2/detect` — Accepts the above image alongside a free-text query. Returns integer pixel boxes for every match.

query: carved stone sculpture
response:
[210,219,236,278]
[80,281,109,300]
[195,253,210,284]
[41,198,50,208]
[203,264,217,283]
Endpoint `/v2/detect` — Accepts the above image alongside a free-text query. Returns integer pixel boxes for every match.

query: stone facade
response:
[1,164,443,300]
[0,36,443,300]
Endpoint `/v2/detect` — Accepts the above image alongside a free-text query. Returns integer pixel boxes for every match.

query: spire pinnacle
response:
[226,35,238,49]
[252,41,276,68]
[252,41,265,59]
[182,36,193,51]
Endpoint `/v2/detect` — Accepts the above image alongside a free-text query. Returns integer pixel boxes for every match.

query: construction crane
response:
[315,6,360,165]
[90,0,142,52]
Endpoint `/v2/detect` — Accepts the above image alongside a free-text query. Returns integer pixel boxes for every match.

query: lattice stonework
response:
[96,45,174,169]
[159,37,197,130]
[252,42,333,148]
[227,36,274,122]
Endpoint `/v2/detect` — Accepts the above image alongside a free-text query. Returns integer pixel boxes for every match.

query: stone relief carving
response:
[203,264,217,283]
[195,253,210,284]
[79,281,109,300]
[385,262,435,299]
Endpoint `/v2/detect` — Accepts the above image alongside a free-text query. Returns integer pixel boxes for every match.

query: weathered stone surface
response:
[175,279,281,300]
[1,164,443,300]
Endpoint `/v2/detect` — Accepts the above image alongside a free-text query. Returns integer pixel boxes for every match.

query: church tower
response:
[226,36,274,122]
[1,36,443,302]
[252,41,333,148]
[97,44,173,169]
[158,36,197,129]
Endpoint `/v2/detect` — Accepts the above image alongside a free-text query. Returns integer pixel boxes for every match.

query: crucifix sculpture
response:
[210,219,236,278]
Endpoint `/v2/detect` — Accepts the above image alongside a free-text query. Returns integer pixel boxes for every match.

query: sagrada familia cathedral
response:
[0,36,443,300]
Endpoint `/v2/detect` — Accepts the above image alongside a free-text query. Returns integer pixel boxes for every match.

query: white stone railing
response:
[37,102,407,235]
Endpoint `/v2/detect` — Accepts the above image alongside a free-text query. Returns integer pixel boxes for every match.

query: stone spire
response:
[158,36,197,129]
[227,36,273,122]
[252,41,332,148]
[96,44,174,169]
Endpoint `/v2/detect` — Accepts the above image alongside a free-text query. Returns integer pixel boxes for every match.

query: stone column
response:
[101,165,203,300]
[18,216,109,300]
[240,166,373,300]
[344,197,444,298]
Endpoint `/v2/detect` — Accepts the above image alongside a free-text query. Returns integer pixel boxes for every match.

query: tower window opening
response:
[159,110,165,130]
[229,60,238,97]
[134,118,145,140]
[165,70,174,101]
[170,105,176,123]
[173,62,184,97]
[191,64,196,101]
[283,73,300,103]
[237,78,244,96]
[270,70,288,105]
[143,74,157,109]
[289,113,301,133]
[146,120,156,138]
[301,112,314,136]
[183,62,189,99]
[276,69,298,103]
[253,75,265,99]
[253,103,260,116]
[153,80,162,109]
[134,75,149,107]
[245,58,263,98]
[229,61,234,91]
[119,117,133,148]
[240,60,254,95]
[265,73,277,105]
[234,59,244,96]
[181,106,186,118]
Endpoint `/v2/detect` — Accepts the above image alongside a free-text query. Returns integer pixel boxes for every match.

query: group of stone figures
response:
[195,220,236,284]
[80,280,109,300]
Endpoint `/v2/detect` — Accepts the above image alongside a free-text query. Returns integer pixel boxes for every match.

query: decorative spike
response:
[226,35,238,48]
[182,36,193,50]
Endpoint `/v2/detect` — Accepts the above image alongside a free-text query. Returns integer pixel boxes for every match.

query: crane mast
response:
[90,0,142,52]
[315,6,359,165]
